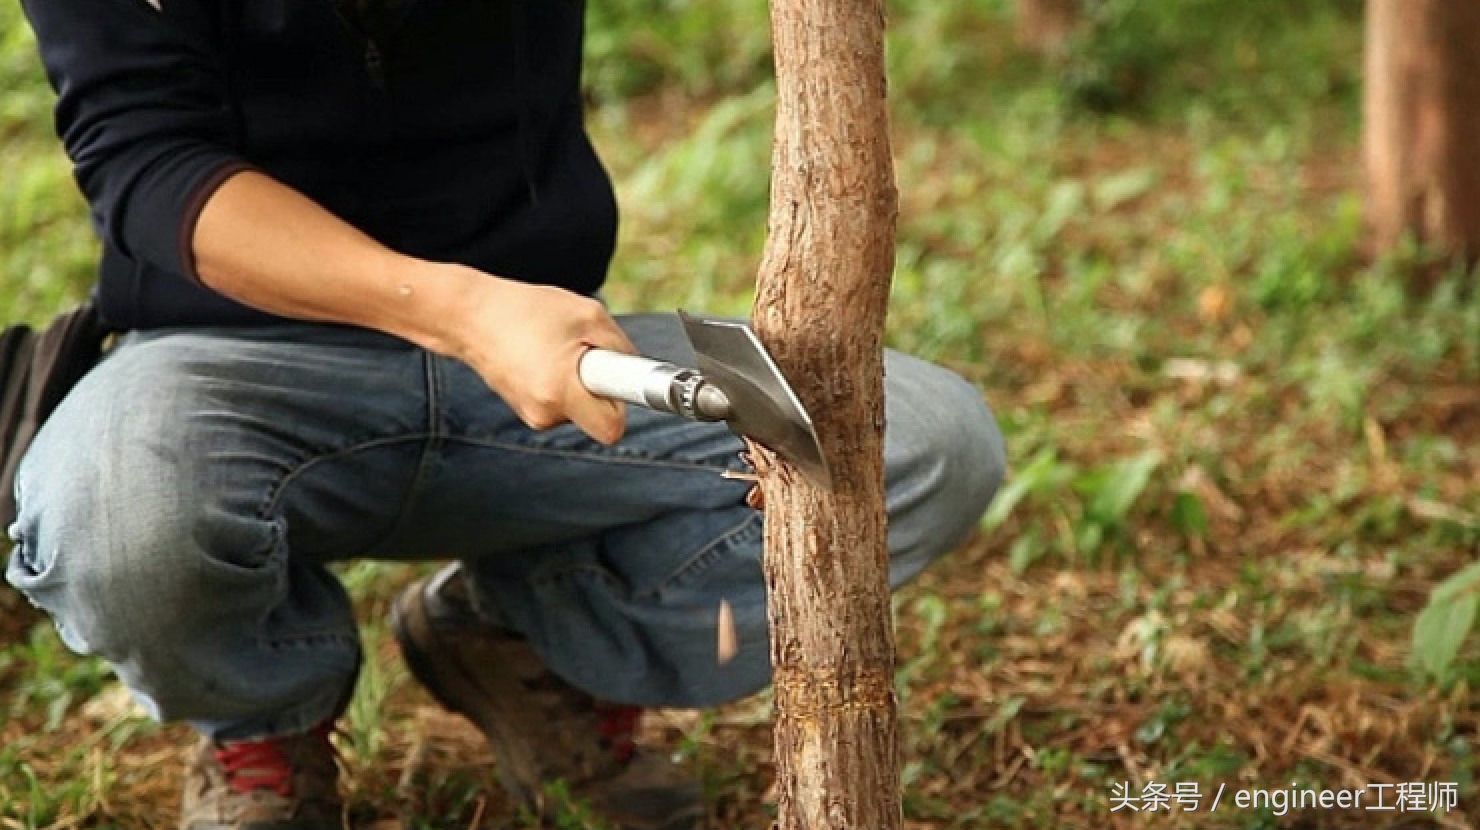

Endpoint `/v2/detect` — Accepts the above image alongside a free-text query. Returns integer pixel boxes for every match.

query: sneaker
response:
[392,564,704,830]
[179,723,342,830]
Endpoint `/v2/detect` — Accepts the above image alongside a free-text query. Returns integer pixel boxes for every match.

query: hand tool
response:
[578,311,829,485]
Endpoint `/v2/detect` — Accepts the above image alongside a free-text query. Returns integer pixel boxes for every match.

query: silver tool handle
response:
[578,348,732,422]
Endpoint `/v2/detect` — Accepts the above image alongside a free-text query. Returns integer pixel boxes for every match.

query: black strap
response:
[0,302,109,528]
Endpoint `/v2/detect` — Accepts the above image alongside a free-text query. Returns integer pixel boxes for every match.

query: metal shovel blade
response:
[679,312,830,486]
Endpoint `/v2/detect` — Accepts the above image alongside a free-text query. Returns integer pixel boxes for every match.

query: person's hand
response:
[442,271,636,445]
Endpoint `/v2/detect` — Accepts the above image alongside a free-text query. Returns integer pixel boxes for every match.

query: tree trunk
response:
[1017,0,1080,56]
[1363,0,1480,265]
[751,2,900,830]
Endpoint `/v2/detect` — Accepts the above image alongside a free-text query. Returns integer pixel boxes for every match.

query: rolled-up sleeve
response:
[21,0,252,280]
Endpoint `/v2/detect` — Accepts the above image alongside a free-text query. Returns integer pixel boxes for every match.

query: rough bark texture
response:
[751,2,900,830]
[1016,0,1080,55]
[1363,0,1480,264]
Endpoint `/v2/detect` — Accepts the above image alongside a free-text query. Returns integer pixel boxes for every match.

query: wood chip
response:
[717,599,738,664]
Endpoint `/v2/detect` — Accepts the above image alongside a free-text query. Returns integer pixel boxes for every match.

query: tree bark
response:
[1017,0,1080,56]
[751,2,900,830]
[1363,0,1480,265]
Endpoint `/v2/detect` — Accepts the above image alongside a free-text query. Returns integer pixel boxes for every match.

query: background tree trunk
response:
[1363,0,1480,265]
[1017,0,1080,56]
[751,1,900,829]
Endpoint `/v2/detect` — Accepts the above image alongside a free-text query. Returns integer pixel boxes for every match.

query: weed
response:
[4,625,112,730]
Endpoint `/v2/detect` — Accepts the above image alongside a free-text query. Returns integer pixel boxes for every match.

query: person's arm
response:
[22,0,629,442]
[193,171,632,444]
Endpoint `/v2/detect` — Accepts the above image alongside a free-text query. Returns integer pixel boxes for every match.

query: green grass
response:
[4,1,1480,828]
[0,6,94,324]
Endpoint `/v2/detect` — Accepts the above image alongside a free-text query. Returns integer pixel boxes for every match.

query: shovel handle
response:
[579,348,731,422]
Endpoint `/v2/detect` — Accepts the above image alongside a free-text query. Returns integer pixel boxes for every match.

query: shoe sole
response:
[390,587,543,811]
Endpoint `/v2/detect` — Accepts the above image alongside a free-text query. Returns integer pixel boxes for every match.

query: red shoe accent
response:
[214,722,333,797]
[595,704,641,764]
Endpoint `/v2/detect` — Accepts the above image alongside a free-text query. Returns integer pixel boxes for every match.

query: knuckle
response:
[522,406,559,430]
[532,383,563,410]
[576,298,608,325]
[518,390,563,429]
[526,372,564,406]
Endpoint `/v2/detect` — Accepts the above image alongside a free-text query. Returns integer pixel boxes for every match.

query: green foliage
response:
[1062,0,1362,121]
[981,448,1163,571]
[4,625,112,731]
[1063,0,1178,114]
[0,2,53,129]
[1170,491,1209,539]
[1078,450,1162,551]
[981,447,1072,533]
[538,779,618,830]
[1412,563,1480,681]
[584,0,772,103]
[0,1,95,324]
[342,624,406,770]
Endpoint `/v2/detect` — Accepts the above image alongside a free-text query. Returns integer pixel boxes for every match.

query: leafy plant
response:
[982,447,1163,570]
[1412,562,1480,681]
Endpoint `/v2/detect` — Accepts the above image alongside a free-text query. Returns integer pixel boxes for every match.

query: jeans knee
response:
[8,436,284,665]
[958,377,1006,512]
[885,357,1006,572]
[929,371,1006,543]
[9,470,331,728]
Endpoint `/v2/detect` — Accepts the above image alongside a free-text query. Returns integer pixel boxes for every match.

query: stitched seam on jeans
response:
[193,513,290,578]
[243,518,358,651]
[265,631,361,650]
[641,510,762,601]
[238,516,296,650]
[258,434,434,520]
[442,435,744,475]
[374,351,445,546]
[529,561,626,591]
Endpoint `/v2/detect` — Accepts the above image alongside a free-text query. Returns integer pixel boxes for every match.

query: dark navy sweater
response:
[20,0,617,331]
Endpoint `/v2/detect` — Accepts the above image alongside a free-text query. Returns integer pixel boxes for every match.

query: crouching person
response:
[7,1,1005,828]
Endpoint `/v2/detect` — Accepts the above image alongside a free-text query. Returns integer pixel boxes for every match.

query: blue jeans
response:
[6,314,1003,742]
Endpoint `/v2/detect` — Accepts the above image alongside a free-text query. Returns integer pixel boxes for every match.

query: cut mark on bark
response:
[772,665,895,718]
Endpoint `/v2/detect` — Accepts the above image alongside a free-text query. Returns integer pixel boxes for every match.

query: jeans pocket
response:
[649,512,763,607]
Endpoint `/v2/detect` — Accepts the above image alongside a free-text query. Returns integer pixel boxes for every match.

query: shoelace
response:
[595,704,641,765]
[214,722,335,797]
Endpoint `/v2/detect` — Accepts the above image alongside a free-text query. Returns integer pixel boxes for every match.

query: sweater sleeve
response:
[20,0,252,281]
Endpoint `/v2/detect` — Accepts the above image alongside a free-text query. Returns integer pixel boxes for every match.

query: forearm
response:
[192,170,476,356]
[190,169,633,443]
